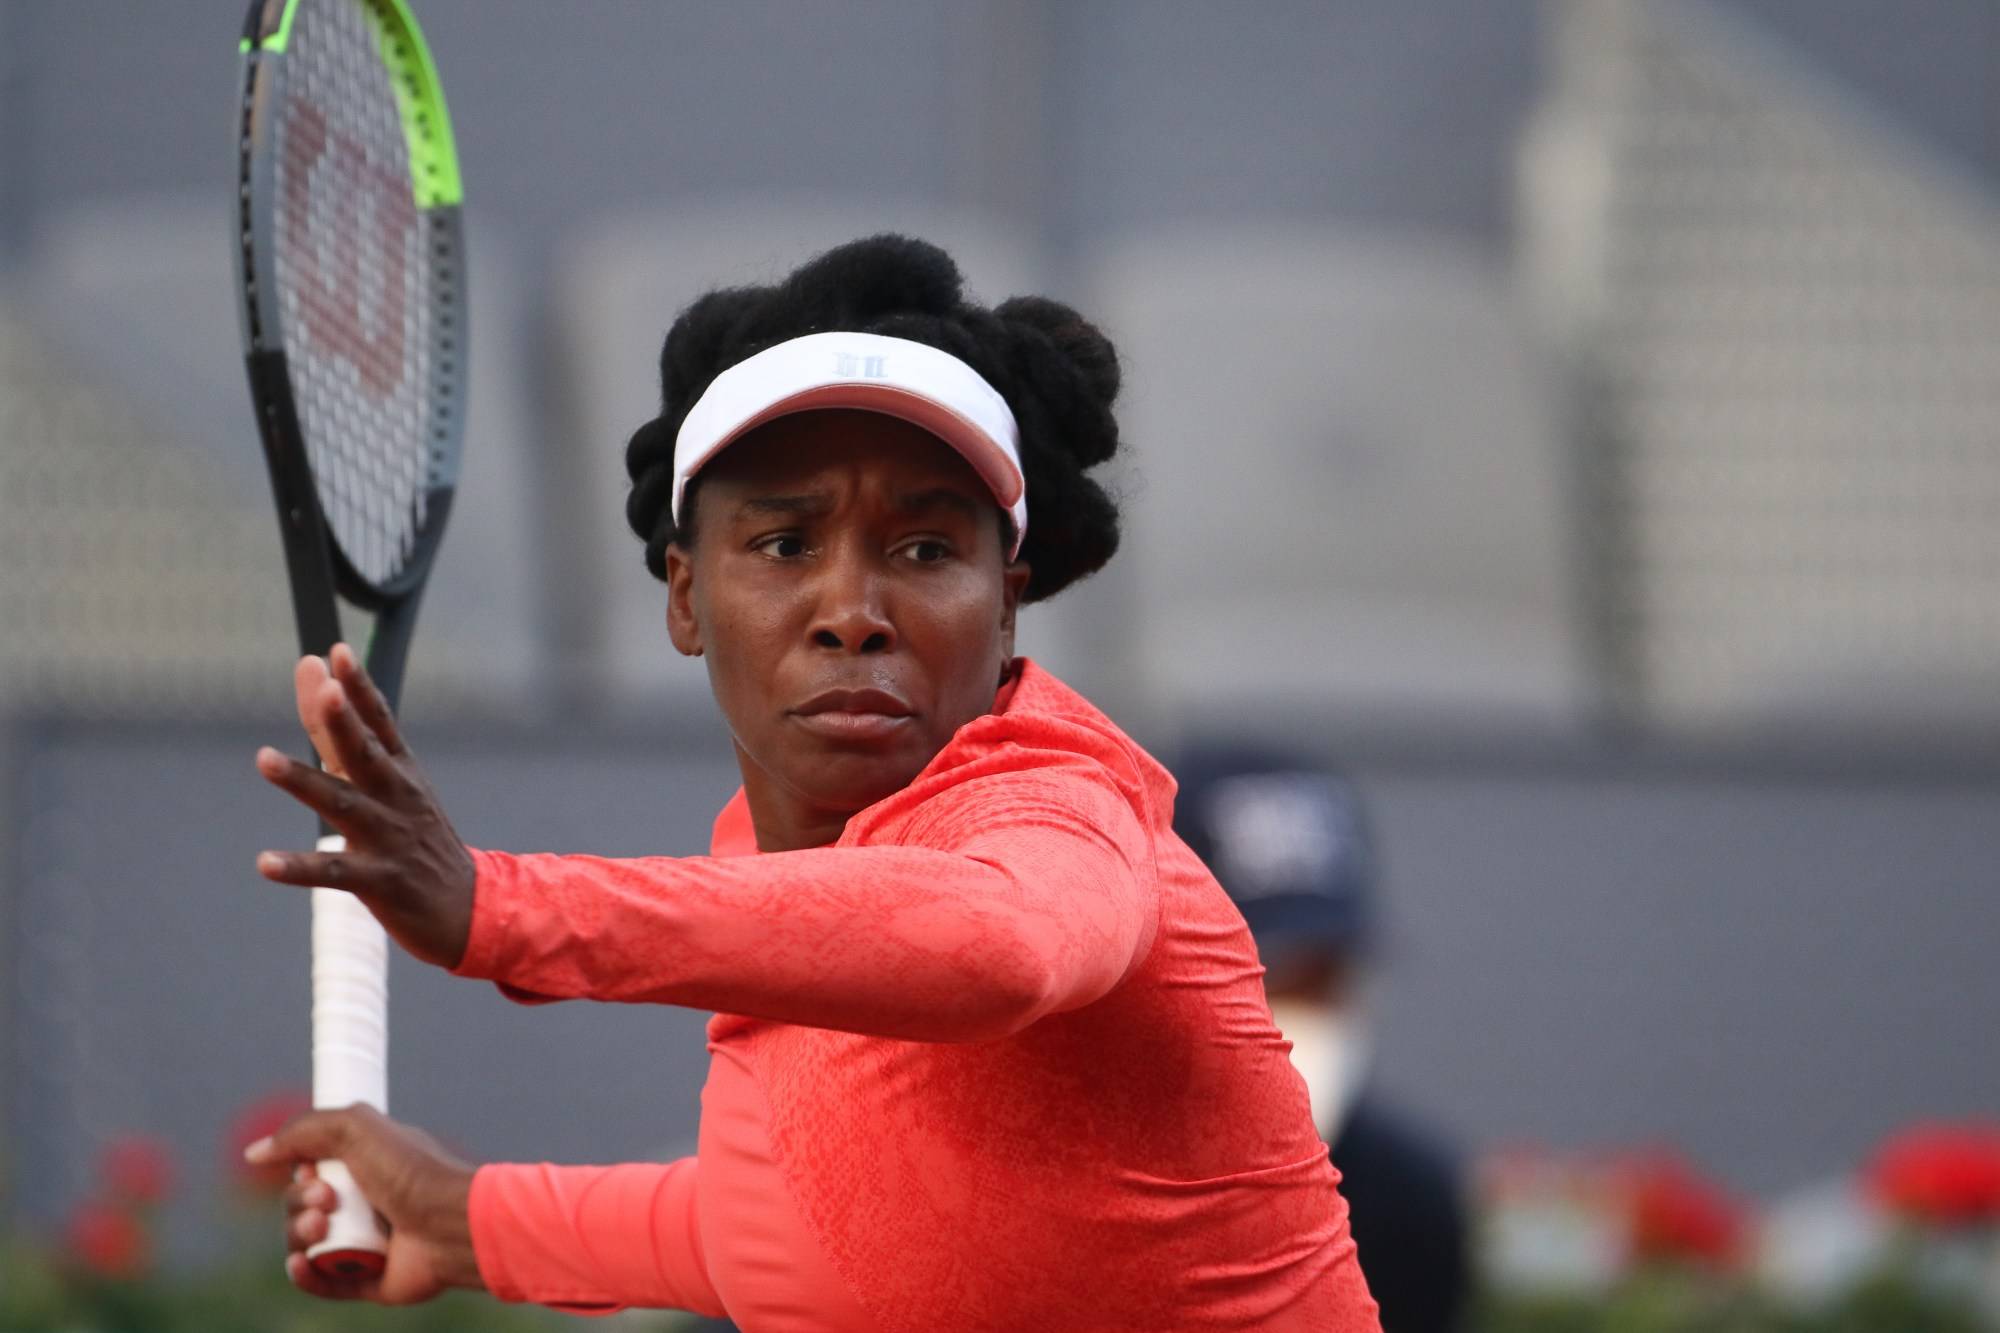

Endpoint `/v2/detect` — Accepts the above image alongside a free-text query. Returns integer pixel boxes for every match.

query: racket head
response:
[236,0,466,614]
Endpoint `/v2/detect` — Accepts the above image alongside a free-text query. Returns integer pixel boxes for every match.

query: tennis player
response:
[248,235,1382,1330]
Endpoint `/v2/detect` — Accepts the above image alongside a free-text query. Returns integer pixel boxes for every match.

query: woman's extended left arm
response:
[455,751,1160,1041]
[256,648,1161,1043]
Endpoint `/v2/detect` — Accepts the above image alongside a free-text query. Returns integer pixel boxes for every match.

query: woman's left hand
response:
[248,1104,483,1303]
[255,643,476,970]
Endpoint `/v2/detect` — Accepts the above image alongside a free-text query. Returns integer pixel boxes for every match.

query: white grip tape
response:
[307,835,389,1265]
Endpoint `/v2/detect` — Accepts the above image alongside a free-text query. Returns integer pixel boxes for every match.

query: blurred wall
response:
[0,2,1542,270]
[6,2,1994,270]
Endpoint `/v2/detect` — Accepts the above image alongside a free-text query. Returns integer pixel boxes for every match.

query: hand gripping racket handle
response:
[307,835,391,1278]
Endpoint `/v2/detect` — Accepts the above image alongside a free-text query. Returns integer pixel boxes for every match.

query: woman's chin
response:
[784,753,928,817]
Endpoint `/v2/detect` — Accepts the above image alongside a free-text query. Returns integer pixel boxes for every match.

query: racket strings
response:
[270,0,438,590]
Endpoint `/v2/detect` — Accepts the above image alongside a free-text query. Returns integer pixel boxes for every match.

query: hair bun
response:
[624,414,675,485]
[784,234,964,324]
[660,287,760,408]
[623,416,680,579]
[996,296,1120,410]
[990,298,1120,472]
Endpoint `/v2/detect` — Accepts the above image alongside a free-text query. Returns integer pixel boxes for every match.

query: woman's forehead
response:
[704,410,989,498]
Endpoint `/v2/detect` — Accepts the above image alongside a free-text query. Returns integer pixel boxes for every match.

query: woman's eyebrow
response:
[894,487,983,520]
[736,493,833,519]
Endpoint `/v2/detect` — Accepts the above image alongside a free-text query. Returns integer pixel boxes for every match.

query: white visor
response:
[672,331,1026,557]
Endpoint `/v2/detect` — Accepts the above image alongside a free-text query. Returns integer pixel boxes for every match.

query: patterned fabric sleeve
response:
[452,729,1162,1043]
[469,1158,726,1317]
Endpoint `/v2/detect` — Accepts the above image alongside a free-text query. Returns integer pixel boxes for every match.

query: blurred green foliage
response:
[0,1222,707,1332]
[1477,1267,1993,1333]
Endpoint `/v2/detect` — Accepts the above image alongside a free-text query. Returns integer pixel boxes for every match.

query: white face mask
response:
[1268,998,1371,1139]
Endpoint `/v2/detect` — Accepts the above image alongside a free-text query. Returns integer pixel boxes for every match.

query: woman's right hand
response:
[249,1104,485,1304]
[254,643,477,970]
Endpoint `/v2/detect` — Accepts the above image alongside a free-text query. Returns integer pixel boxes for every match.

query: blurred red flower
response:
[99,1134,176,1207]
[1614,1151,1746,1269]
[63,1199,150,1279]
[223,1087,312,1195]
[1866,1121,2000,1226]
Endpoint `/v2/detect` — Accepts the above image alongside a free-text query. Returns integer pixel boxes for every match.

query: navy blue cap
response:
[1172,746,1376,962]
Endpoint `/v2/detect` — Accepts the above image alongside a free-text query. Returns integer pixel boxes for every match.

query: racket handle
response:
[310,1158,386,1278]
[307,838,390,1278]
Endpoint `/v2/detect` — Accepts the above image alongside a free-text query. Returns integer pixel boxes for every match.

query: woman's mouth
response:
[790,688,916,743]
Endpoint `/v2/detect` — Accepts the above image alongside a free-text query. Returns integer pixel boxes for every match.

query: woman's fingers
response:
[284,1173,336,1217]
[289,1201,331,1250]
[256,845,401,893]
[274,1138,371,1299]
[261,649,472,971]
[257,748,396,837]
[311,677,407,796]
[328,643,409,757]
[249,1112,389,1303]
[295,651,398,785]
[294,655,345,777]
[247,1109,361,1176]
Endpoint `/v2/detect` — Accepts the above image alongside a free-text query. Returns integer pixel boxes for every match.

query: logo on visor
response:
[834,352,888,378]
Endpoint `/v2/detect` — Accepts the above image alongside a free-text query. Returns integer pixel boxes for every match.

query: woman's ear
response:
[998,561,1031,661]
[664,543,703,657]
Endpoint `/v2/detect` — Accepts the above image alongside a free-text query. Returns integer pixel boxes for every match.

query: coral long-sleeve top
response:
[453,661,1380,1331]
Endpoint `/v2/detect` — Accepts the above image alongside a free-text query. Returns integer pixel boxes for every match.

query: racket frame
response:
[233,0,467,1280]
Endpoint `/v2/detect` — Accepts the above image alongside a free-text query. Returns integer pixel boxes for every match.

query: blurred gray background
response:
[2,0,1998,1267]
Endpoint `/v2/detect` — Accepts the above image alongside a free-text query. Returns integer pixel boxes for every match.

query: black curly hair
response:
[623,234,1123,604]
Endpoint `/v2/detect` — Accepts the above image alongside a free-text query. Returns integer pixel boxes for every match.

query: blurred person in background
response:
[1176,749,1470,1333]
[244,236,1380,1330]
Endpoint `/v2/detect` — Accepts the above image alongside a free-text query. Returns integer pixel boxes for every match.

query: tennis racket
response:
[234,0,466,1279]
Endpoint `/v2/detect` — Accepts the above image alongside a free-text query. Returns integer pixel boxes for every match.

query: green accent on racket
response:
[260,0,303,53]
[252,0,461,208]
[367,0,463,208]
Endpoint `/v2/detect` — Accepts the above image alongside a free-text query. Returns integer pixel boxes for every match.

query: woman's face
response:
[665,410,1031,850]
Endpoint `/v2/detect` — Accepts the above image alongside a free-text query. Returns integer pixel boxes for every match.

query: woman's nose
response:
[808,548,895,654]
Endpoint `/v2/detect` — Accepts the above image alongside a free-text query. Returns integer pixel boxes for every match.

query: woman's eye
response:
[754,534,807,559]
